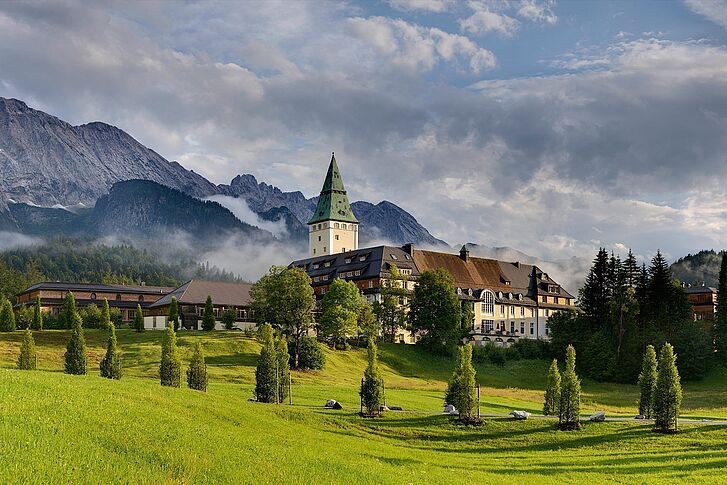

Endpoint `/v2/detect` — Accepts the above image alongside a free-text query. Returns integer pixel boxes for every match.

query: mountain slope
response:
[0,97,217,208]
[671,249,724,286]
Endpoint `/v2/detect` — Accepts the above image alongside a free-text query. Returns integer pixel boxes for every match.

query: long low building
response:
[16,279,256,330]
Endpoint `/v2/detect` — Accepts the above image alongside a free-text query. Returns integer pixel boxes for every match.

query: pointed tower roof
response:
[308,152,358,225]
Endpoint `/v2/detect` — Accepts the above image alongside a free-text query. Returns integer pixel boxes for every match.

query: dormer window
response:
[457,288,462,295]
[345,258,352,264]
[508,292,513,299]
[518,293,523,301]
[498,291,503,299]
[324,262,331,267]
[313,264,320,270]
[358,255,366,262]
[391,254,398,260]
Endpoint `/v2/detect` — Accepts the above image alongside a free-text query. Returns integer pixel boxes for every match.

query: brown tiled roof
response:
[412,249,515,293]
[149,280,253,308]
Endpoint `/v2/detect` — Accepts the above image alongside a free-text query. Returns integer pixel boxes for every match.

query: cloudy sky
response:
[2,0,727,265]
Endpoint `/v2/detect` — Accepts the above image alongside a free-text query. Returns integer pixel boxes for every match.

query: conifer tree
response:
[18,328,36,370]
[558,345,581,430]
[100,298,111,331]
[159,322,181,387]
[445,345,478,423]
[579,248,611,329]
[33,295,43,331]
[169,296,180,331]
[202,295,215,331]
[624,249,639,288]
[543,358,561,416]
[60,292,78,329]
[715,252,727,361]
[254,323,277,403]
[360,337,384,417]
[134,304,144,332]
[64,312,87,375]
[638,345,658,418]
[653,343,682,433]
[275,337,290,402]
[187,342,208,391]
[99,323,121,380]
[0,299,16,332]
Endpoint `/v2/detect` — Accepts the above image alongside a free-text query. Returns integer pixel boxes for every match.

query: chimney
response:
[402,243,414,255]
[459,244,470,262]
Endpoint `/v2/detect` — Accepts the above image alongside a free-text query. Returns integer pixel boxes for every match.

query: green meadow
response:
[1,329,726,483]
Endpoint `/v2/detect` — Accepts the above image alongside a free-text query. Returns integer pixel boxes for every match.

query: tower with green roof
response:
[308,153,359,256]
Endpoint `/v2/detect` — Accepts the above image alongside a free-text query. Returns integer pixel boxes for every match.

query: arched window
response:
[116,293,121,301]
[138,295,144,302]
[341,223,346,230]
[90,293,96,300]
[481,290,494,316]
[334,223,339,228]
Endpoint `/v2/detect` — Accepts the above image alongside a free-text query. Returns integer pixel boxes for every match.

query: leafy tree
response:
[169,296,180,331]
[251,266,316,369]
[134,304,144,332]
[159,322,181,387]
[254,323,277,403]
[320,279,363,349]
[410,268,462,355]
[289,336,325,370]
[653,343,682,433]
[99,323,121,380]
[461,301,475,332]
[357,302,379,341]
[15,305,33,330]
[80,303,102,328]
[18,328,36,370]
[275,337,290,403]
[109,307,123,327]
[60,292,79,329]
[202,295,215,331]
[558,345,581,430]
[0,298,16,332]
[187,342,208,391]
[446,345,478,423]
[64,312,87,375]
[100,298,111,330]
[222,306,237,330]
[360,337,384,417]
[543,359,561,416]
[32,295,43,331]
[638,345,657,418]
[375,264,409,343]
[716,252,727,361]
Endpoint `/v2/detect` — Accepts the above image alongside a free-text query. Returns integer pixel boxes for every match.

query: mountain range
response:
[0,97,444,248]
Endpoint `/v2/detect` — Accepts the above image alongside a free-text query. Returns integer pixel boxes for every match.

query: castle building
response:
[308,153,359,256]
[291,155,576,346]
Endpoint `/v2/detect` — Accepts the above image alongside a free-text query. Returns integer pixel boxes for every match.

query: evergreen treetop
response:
[100,323,121,380]
[202,295,215,331]
[134,304,144,332]
[638,345,658,418]
[559,345,581,430]
[360,336,384,417]
[18,328,37,370]
[543,359,561,416]
[160,322,181,387]
[100,298,111,330]
[653,343,682,433]
[64,312,87,375]
[187,342,208,391]
[0,298,16,332]
[254,323,278,403]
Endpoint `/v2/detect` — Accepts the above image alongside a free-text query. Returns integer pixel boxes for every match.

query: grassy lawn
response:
[0,329,726,482]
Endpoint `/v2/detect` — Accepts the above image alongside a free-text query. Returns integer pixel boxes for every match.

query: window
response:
[324,262,330,268]
[318,236,322,242]
[368,281,373,288]
[530,322,535,335]
[530,308,535,317]
[545,325,550,336]
[484,320,493,332]
[359,256,367,262]
[90,293,97,300]
[354,270,361,276]
[313,264,319,269]
[341,224,347,230]
[390,254,398,260]
[345,258,352,264]
[138,295,144,302]
[335,235,339,240]
[342,248,345,252]
[213,307,221,318]
[499,320,505,330]
[481,291,494,316]
[520,307,524,317]
[313,276,320,282]
[116,293,122,301]
[510,306,515,316]
[554,297,559,304]
[321,288,327,295]
[520,322,525,334]
[510,321,515,333]
[545,309,550,317]
[323,246,327,252]
[313,249,316,255]
[237,309,247,319]
[500,305,505,317]
[541,296,547,303]
[335,223,339,228]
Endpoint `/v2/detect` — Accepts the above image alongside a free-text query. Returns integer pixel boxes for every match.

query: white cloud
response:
[204,195,288,238]
[517,0,557,24]
[459,0,557,37]
[387,0,453,13]
[460,2,520,37]
[684,0,727,29]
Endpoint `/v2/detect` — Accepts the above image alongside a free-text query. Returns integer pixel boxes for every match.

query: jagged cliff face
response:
[0,97,217,208]
[218,174,315,224]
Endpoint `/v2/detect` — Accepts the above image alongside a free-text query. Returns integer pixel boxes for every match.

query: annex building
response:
[291,154,576,345]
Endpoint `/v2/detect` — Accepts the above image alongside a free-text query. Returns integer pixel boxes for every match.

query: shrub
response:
[222,307,236,330]
[653,343,682,433]
[100,299,111,330]
[99,323,121,380]
[109,307,122,327]
[290,336,325,370]
[64,313,87,375]
[255,323,277,403]
[638,345,657,418]
[18,328,36,370]
[134,304,144,332]
[202,295,215,331]
[512,338,551,360]
[558,345,581,430]
[543,359,560,416]
[275,337,290,402]
[60,292,78,329]
[160,323,181,387]
[187,342,208,391]
[169,297,180,331]
[360,337,384,417]
[79,304,102,328]
[0,299,16,332]
[447,345,479,423]
[16,306,33,330]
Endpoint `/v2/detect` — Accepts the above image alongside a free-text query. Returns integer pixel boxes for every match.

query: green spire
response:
[308,152,358,224]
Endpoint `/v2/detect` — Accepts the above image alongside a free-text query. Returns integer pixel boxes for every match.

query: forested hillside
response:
[671,249,724,287]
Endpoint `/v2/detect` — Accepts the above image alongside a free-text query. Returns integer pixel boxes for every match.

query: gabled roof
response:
[412,249,518,293]
[308,153,358,225]
[19,281,173,296]
[149,280,253,308]
[290,245,417,282]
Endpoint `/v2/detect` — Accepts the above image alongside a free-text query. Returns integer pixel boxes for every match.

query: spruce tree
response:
[159,322,181,387]
[33,295,43,331]
[202,295,215,331]
[360,337,384,417]
[60,292,78,329]
[169,296,180,331]
[99,323,121,380]
[623,249,639,288]
[64,312,87,375]
[579,248,611,329]
[445,345,478,423]
[187,342,208,391]
[653,343,682,433]
[254,323,277,403]
[275,337,290,403]
[100,298,111,331]
[0,299,15,332]
[638,345,658,418]
[134,304,144,332]
[715,252,727,362]
[543,358,561,416]
[558,345,581,430]
[18,328,36,370]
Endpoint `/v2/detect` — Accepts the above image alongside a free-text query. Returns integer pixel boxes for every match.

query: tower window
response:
[341,224,346,230]
[335,223,339,228]
[335,235,339,240]
[318,236,321,241]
